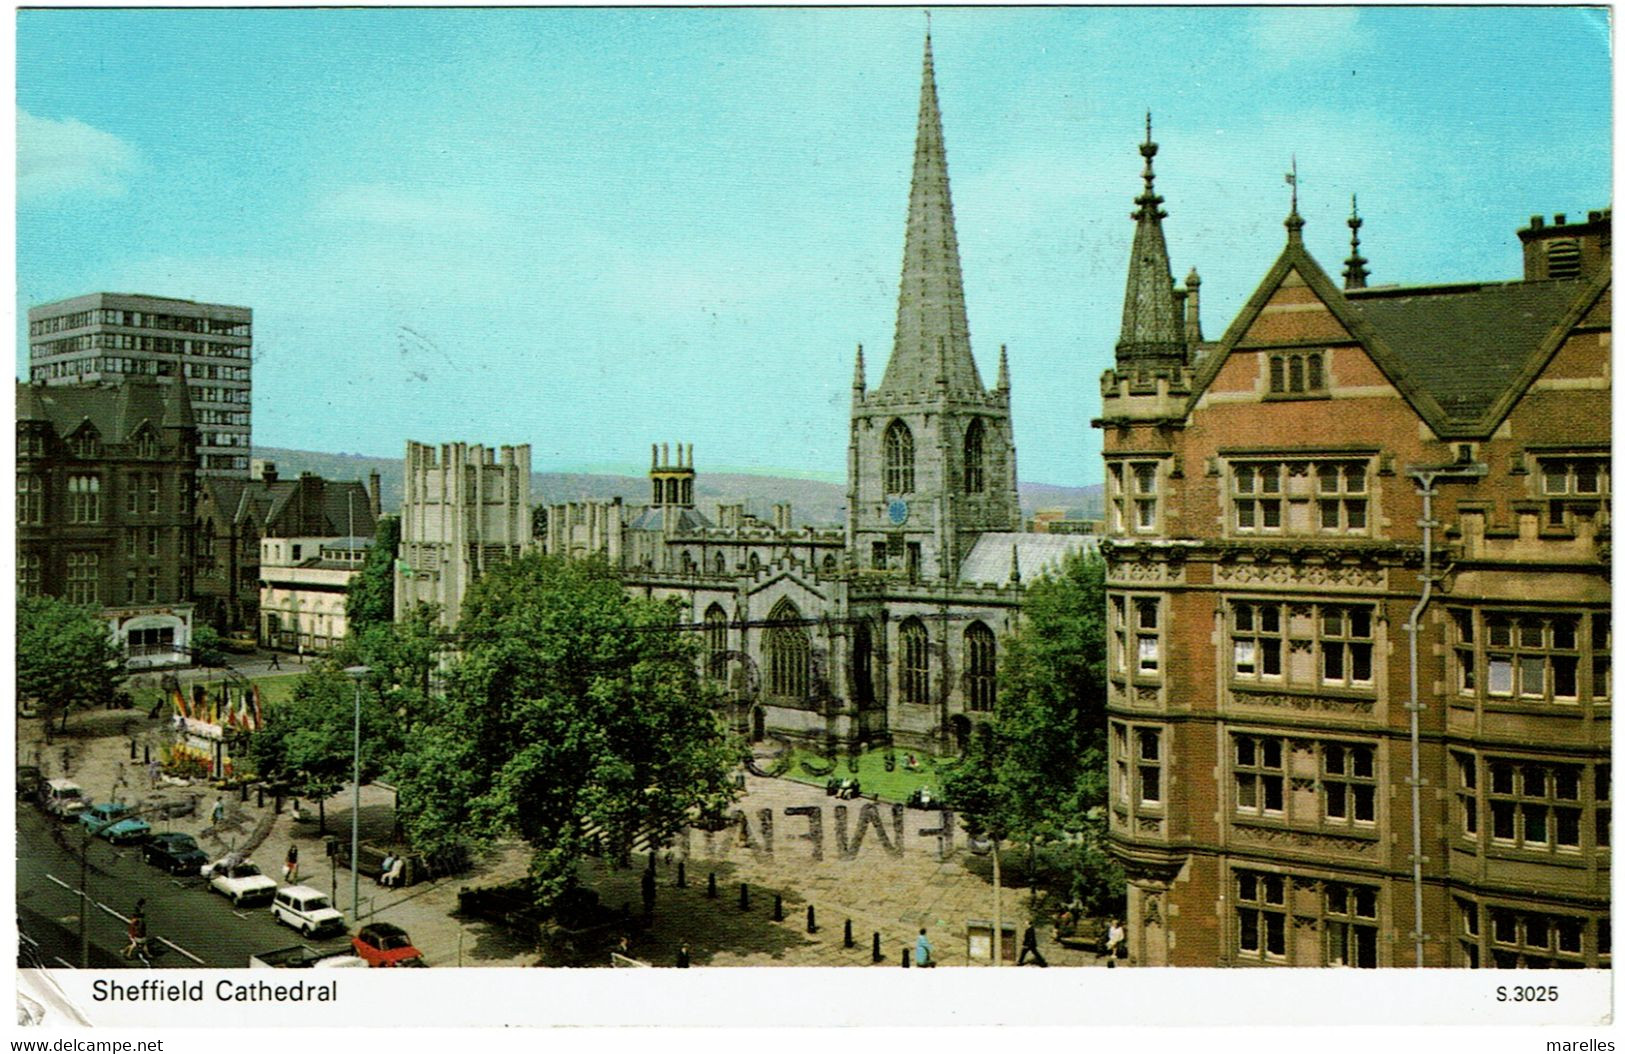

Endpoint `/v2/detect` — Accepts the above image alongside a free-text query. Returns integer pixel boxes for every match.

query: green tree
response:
[943,549,1123,917]
[345,514,399,634]
[189,624,225,667]
[246,664,399,833]
[17,596,124,732]
[391,553,741,908]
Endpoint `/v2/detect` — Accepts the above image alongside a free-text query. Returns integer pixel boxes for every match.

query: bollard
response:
[844,919,854,948]
[648,852,657,874]
[241,783,248,803]
[257,787,264,808]
[676,861,686,888]
[273,792,281,812]
[773,894,783,921]
[143,745,150,764]
[872,932,883,963]
[129,738,137,760]
[740,883,750,911]
[807,905,817,934]
[707,872,717,898]
[902,948,911,968]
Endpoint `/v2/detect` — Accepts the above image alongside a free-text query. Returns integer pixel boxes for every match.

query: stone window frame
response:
[963,418,985,495]
[899,616,931,706]
[1535,453,1609,530]
[883,419,915,496]
[703,604,729,679]
[67,474,101,524]
[16,551,41,597]
[65,550,99,605]
[1105,457,1163,536]
[963,620,996,712]
[1266,351,1327,397]
[1487,905,1592,968]
[1111,720,1164,811]
[1458,752,1610,858]
[1228,599,1376,694]
[765,600,809,702]
[16,474,43,525]
[1232,867,1381,968]
[1228,457,1370,537]
[1109,593,1163,684]
[1450,607,1609,707]
[1228,730,1384,834]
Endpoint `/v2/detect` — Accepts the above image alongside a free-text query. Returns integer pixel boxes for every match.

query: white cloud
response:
[17,109,139,203]
[317,183,499,235]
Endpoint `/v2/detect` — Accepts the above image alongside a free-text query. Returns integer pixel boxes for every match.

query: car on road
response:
[271,886,346,938]
[143,833,209,875]
[16,765,42,800]
[39,779,87,819]
[97,816,151,844]
[77,801,134,835]
[203,857,277,907]
[352,922,426,967]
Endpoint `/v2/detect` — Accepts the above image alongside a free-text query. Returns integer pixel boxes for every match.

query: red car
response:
[352,922,426,967]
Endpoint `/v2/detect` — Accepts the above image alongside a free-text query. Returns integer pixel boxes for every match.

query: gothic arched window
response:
[713,551,727,575]
[964,419,985,494]
[884,420,915,495]
[965,621,997,711]
[704,603,729,679]
[1269,356,1285,393]
[851,620,874,708]
[766,599,809,701]
[900,617,930,705]
[1288,355,1305,393]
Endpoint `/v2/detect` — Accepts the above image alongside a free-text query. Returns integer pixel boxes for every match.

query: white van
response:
[40,779,86,818]
[270,885,346,938]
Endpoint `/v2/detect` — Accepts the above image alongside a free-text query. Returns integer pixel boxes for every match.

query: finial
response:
[1132,113,1166,223]
[996,344,1010,391]
[1343,193,1369,290]
[1010,542,1022,586]
[1284,156,1304,241]
[853,343,867,392]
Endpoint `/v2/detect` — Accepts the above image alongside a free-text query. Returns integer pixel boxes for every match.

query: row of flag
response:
[172,681,264,731]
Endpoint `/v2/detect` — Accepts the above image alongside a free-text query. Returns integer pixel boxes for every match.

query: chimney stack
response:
[368,469,382,519]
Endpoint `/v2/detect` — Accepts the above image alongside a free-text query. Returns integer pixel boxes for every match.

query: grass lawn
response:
[779,746,958,804]
[127,671,305,712]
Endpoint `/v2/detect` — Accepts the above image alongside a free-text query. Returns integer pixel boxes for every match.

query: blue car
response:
[77,801,132,835]
[98,816,152,845]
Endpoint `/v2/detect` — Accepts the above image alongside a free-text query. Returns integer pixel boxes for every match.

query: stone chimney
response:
[368,470,382,519]
[258,461,278,484]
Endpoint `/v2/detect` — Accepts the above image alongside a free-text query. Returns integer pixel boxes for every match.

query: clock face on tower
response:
[887,498,910,525]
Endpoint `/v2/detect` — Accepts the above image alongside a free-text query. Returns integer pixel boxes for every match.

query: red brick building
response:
[1098,126,1610,967]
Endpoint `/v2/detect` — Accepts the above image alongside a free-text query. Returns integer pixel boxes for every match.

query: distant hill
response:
[251,446,1102,527]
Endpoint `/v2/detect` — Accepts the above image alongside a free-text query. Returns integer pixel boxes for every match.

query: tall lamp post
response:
[344,665,371,920]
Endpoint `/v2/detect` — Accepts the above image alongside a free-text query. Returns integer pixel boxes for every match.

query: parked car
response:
[352,922,426,967]
[97,816,151,845]
[271,886,346,938]
[16,765,42,800]
[204,857,277,907]
[77,801,133,835]
[39,779,87,819]
[143,833,208,875]
[250,945,366,968]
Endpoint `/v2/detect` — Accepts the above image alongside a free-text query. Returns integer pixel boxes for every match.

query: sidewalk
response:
[19,701,1099,969]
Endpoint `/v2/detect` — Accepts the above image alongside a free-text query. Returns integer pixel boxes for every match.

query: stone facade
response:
[395,440,533,627]
[259,535,372,654]
[16,378,199,667]
[1097,124,1611,968]
[541,37,1093,754]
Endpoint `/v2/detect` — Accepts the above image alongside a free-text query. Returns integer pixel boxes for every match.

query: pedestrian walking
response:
[268,652,280,671]
[676,942,690,969]
[146,760,159,788]
[284,845,299,883]
[1018,923,1048,967]
[915,928,935,968]
[211,797,225,825]
[122,901,148,959]
[1105,918,1127,968]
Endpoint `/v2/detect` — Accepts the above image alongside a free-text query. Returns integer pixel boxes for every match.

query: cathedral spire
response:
[1116,113,1184,369]
[1343,194,1369,290]
[880,32,982,394]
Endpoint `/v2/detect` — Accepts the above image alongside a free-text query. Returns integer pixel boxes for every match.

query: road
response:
[16,800,352,969]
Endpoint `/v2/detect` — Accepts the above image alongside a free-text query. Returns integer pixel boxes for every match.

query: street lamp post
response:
[344,665,370,921]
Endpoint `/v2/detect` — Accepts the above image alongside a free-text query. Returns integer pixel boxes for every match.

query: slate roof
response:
[204,475,375,537]
[17,379,194,440]
[957,532,1097,587]
[1346,280,1586,422]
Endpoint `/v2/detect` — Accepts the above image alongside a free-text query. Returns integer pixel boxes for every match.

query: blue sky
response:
[16,7,1612,486]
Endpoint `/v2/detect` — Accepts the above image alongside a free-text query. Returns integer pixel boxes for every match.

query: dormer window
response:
[72,429,102,459]
[135,430,158,459]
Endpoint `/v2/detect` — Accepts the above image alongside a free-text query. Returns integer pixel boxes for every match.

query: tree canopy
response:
[246,664,399,814]
[345,514,399,634]
[391,553,741,907]
[943,549,1122,912]
[17,596,124,731]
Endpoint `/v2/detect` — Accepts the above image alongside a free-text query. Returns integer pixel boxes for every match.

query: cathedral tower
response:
[847,34,1019,581]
